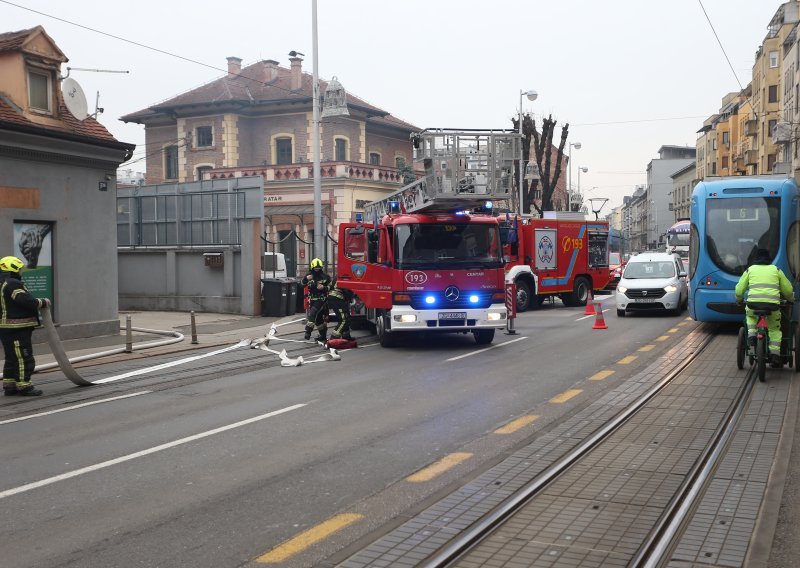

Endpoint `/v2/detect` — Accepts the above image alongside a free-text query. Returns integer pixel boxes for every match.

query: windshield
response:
[706,196,780,275]
[395,222,502,269]
[623,261,676,279]
[667,232,690,247]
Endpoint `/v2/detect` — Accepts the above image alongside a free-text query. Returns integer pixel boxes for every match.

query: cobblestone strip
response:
[666,362,790,567]
[338,327,711,568]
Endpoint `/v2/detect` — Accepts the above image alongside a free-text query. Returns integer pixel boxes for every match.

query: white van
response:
[261,252,287,279]
[616,252,688,316]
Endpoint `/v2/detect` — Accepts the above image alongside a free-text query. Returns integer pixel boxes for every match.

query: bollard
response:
[190,310,198,344]
[125,315,133,353]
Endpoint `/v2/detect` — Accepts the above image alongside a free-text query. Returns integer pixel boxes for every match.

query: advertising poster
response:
[13,221,53,301]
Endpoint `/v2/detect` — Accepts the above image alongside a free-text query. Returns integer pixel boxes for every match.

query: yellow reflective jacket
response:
[735,264,794,304]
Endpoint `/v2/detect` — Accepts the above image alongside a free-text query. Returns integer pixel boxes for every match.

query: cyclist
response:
[735,248,794,365]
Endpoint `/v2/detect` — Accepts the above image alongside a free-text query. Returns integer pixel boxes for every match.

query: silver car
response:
[616,252,688,316]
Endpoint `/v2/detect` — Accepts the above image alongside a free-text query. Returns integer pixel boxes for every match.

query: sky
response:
[0,0,788,211]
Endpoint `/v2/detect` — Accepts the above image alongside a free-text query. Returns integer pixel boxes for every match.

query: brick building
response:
[121,55,418,268]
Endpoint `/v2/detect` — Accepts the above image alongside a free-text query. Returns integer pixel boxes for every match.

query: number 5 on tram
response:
[688,175,800,323]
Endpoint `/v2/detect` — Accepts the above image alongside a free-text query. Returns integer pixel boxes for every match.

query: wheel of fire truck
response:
[375,311,396,347]
[561,276,590,307]
[515,279,542,312]
[472,329,495,345]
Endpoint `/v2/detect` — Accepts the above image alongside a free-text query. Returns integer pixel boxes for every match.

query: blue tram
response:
[688,175,800,323]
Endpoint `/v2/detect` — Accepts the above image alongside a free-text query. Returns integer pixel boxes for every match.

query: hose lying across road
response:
[37,306,184,386]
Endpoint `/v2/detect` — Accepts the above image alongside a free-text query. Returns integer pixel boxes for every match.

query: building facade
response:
[0,26,135,338]
[121,55,418,267]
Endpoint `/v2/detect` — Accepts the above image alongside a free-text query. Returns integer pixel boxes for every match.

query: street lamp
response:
[311,0,348,261]
[568,142,581,211]
[650,199,659,249]
[588,197,609,221]
[576,166,588,212]
[518,89,538,214]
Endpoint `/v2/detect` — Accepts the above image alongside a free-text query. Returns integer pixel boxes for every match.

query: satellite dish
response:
[61,77,88,120]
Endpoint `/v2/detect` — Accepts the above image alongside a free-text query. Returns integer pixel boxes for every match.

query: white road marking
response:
[0,391,151,426]
[446,336,528,361]
[92,341,249,384]
[577,308,609,321]
[0,402,308,500]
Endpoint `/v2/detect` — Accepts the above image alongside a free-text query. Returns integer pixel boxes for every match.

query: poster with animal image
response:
[13,221,53,301]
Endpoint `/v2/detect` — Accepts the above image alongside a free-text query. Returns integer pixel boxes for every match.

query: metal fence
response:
[117,191,248,247]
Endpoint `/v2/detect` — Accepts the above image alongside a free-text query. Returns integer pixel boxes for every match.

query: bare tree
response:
[513,114,569,215]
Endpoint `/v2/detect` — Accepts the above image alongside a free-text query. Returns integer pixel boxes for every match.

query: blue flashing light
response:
[388,201,401,214]
[469,294,479,304]
[355,212,363,222]
[484,200,493,209]
[455,210,467,216]
[425,295,436,305]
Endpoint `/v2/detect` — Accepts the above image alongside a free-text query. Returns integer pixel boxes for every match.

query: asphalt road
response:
[0,295,696,568]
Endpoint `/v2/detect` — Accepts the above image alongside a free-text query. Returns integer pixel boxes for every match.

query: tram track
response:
[403,326,761,568]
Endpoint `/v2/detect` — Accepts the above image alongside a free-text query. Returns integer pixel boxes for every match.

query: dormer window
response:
[28,69,52,114]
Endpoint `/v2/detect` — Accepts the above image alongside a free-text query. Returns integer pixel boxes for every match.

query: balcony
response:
[206,161,406,185]
[745,149,759,165]
[744,119,758,137]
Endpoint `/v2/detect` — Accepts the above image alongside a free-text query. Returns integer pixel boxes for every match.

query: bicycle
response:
[736,300,799,381]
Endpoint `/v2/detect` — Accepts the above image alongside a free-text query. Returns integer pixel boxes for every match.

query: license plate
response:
[439,312,467,320]
[633,298,658,303]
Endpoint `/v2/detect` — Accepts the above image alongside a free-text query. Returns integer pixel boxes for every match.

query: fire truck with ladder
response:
[500,213,611,312]
[336,128,514,347]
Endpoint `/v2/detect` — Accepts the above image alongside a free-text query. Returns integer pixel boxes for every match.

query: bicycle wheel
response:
[757,336,767,382]
[737,327,746,370]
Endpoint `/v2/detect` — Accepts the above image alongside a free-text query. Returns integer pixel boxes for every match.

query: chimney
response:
[262,59,279,82]
[226,56,242,75]
[289,56,303,90]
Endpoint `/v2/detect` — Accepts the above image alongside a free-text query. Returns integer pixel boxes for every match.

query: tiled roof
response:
[0,93,119,143]
[122,60,419,132]
[0,25,66,61]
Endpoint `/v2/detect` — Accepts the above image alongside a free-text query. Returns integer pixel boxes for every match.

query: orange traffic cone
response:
[584,290,596,315]
[592,302,608,330]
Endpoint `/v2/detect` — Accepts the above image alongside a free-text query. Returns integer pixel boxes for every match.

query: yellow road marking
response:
[676,321,687,327]
[656,335,669,342]
[406,452,472,482]
[256,513,363,563]
[550,389,582,404]
[589,370,615,381]
[494,415,539,434]
[668,328,678,333]
[638,345,655,352]
[617,355,637,365]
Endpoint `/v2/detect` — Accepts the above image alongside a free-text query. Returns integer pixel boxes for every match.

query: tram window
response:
[788,221,800,278]
[689,223,699,279]
[706,196,779,275]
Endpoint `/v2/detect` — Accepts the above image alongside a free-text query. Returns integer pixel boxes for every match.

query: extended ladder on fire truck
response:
[364,128,521,219]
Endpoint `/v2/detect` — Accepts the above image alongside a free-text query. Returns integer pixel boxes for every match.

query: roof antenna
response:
[59,66,129,120]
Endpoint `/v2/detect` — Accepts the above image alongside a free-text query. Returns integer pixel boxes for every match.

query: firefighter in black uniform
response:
[303,258,333,341]
[327,282,354,341]
[1,256,49,396]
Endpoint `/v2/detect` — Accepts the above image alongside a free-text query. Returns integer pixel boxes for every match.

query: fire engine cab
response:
[501,213,611,312]
[336,129,515,347]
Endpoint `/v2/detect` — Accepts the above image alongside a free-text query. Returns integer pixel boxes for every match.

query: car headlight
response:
[664,284,678,293]
[617,286,627,294]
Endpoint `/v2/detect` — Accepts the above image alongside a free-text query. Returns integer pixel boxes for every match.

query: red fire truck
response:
[336,129,515,347]
[501,213,610,312]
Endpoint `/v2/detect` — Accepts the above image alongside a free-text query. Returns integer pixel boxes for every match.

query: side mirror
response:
[679,271,687,278]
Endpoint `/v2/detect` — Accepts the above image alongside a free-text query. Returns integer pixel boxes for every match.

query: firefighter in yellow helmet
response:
[0,256,50,396]
[303,258,332,341]
[735,248,794,366]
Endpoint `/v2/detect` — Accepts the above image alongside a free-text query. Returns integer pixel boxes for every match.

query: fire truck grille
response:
[624,288,666,299]
[407,290,496,310]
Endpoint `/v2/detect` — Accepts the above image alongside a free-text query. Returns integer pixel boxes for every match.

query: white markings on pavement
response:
[92,340,250,384]
[0,402,308,500]
[577,308,608,321]
[0,391,152,426]
[446,337,528,362]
